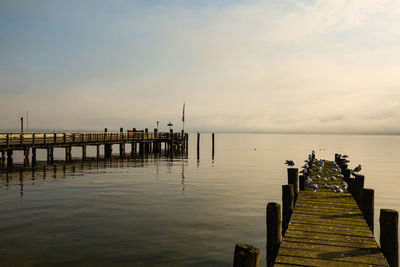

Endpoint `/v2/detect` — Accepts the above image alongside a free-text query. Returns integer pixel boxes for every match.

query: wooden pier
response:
[0,129,188,167]
[234,153,398,267]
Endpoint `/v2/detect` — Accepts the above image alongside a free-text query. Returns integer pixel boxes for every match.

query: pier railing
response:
[0,132,180,148]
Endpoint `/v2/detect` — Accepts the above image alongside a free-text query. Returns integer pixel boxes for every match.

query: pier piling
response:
[362,188,374,233]
[267,202,281,267]
[233,243,260,267]
[197,132,200,160]
[287,168,299,203]
[380,209,399,267]
[282,184,294,236]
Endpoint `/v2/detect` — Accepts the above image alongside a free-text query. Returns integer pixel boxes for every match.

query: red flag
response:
[182,103,185,122]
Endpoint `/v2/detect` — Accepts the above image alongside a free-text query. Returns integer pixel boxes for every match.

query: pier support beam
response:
[104,144,112,158]
[380,209,398,267]
[267,202,282,267]
[120,143,125,156]
[7,150,13,167]
[65,146,72,161]
[47,147,54,163]
[82,145,87,160]
[24,148,30,165]
[32,148,37,164]
[1,150,6,168]
[131,142,136,156]
[96,145,100,158]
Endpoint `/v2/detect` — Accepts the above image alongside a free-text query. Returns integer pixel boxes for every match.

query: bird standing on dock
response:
[285,160,295,166]
[352,164,362,174]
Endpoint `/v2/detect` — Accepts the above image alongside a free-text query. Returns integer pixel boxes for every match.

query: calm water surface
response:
[1,133,400,266]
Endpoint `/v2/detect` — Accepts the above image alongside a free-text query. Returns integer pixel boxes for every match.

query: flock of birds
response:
[284,152,362,193]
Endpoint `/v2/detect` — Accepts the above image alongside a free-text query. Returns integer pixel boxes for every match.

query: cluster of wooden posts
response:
[0,128,189,168]
[232,153,399,267]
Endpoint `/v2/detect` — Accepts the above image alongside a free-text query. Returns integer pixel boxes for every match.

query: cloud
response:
[1,0,400,133]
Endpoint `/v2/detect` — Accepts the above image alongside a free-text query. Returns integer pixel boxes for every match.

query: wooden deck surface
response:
[274,161,389,266]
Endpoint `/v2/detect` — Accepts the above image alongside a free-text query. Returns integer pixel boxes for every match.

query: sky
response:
[1,0,400,133]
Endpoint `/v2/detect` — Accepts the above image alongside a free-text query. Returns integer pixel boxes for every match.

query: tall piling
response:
[362,188,374,233]
[282,184,294,236]
[212,133,215,159]
[287,168,299,203]
[197,132,200,160]
[267,202,281,267]
[380,209,399,267]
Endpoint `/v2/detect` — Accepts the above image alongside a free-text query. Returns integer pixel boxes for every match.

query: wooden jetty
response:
[234,153,398,267]
[0,128,188,167]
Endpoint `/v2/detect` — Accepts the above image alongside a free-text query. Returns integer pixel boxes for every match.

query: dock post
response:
[24,148,30,165]
[104,144,112,158]
[267,202,282,267]
[47,147,54,163]
[287,168,299,203]
[119,128,125,156]
[131,142,136,156]
[82,145,87,160]
[7,150,13,167]
[380,209,398,267]
[65,146,72,161]
[233,243,260,267]
[299,175,305,191]
[96,145,100,158]
[212,133,215,159]
[362,188,374,233]
[32,148,36,164]
[282,184,294,236]
[1,150,5,168]
[197,132,200,160]
[354,174,365,207]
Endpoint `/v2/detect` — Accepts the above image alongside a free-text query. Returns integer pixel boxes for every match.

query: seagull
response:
[312,184,318,189]
[285,160,295,166]
[335,188,344,193]
[341,181,348,190]
[353,164,361,173]
[324,183,330,189]
[330,176,336,181]
[305,177,313,184]
[342,155,348,158]
[300,169,307,174]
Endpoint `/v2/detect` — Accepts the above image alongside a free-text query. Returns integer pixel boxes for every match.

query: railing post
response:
[6,134,9,147]
[54,133,57,144]
[380,209,399,267]
[267,202,281,267]
[44,133,46,145]
[63,133,66,144]
[32,133,35,145]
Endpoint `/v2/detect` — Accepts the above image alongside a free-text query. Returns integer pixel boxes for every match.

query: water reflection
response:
[0,153,188,199]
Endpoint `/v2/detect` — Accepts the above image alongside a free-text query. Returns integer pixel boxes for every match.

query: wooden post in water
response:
[267,202,281,267]
[65,146,72,161]
[96,145,100,158]
[233,243,260,267]
[197,132,200,160]
[282,184,294,236]
[362,188,374,233]
[212,133,215,159]
[82,145,87,160]
[287,168,299,203]
[119,128,125,156]
[31,148,36,164]
[354,174,365,207]
[7,150,13,167]
[24,148,30,165]
[299,175,305,191]
[380,209,399,267]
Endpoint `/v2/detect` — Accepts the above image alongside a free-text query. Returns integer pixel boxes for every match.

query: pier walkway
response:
[274,160,389,266]
[0,129,188,166]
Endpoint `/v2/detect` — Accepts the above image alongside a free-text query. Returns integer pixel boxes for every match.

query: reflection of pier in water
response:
[0,153,188,198]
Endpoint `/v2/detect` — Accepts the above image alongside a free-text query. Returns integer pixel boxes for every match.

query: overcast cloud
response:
[1,0,400,133]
